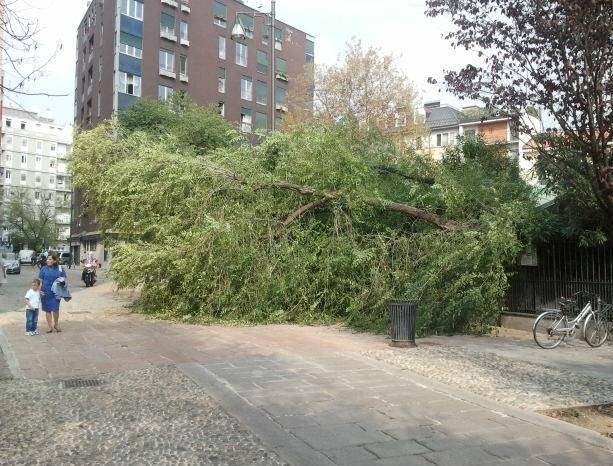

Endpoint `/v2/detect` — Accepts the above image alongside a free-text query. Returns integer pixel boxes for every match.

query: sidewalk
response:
[1,283,613,465]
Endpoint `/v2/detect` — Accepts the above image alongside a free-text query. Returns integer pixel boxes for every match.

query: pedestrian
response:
[25,279,41,336]
[39,252,67,333]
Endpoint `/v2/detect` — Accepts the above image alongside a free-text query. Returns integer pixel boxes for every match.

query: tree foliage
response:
[71,99,541,334]
[286,39,425,145]
[4,191,58,251]
[426,0,613,236]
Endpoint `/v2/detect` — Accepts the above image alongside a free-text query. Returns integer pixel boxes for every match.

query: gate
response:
[506,242,613,315]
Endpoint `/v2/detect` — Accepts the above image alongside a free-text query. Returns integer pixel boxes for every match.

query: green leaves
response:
[71,100,541,335]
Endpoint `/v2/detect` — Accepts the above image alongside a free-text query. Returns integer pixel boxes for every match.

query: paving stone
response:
[364,439,431,458]
[322,445,379,465]
[536,448,613,466]
[483,435,584,459]
[291,424,392,450]
[424,446,502,466]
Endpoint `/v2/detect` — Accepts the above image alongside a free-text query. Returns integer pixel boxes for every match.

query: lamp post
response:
[231,0,276,132]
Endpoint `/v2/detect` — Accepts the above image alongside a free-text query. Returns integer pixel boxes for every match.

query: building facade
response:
[71,0,314,263]
[0,107,73,252]
[419,101,543,180]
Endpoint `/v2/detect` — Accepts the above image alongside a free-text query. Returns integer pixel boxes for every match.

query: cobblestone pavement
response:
[0,365,284,466]
[364,340,613,411]
[1,283,613,465]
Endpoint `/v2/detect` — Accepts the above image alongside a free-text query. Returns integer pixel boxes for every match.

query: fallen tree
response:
[70,99,543,334]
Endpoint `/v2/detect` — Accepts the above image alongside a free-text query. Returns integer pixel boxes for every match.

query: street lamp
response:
[231,0,277,132]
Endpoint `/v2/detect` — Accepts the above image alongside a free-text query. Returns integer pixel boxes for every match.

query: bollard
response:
[389,300,417,348]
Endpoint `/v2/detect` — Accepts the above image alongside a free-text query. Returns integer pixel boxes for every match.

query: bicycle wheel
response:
[583,312,609,348]
[533,311,566,349]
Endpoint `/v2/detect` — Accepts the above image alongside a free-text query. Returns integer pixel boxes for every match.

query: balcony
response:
[161,0,178,7]
[160,29,177,42]
[180,73,189,83]
[180,38,190,47]
[275,103,288,113]
[181,1,190,13]
[159,68,176,79]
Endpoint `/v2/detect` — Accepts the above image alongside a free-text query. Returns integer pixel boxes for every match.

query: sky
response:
[4,0,477,126]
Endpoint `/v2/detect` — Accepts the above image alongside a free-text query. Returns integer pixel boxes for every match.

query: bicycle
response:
[533,292,610,349]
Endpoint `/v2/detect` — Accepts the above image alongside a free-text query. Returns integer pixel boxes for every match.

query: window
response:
[119,72,142,96]
[235,42,248,67]
[217,68,226,93]
[35,191,40,200]
[36,155,42,165]
[275,86,287,105]
[241,76,253,101]
[180,21,189,42]
[20,121,26,130]
[120,32,143,58]
[57,175,64,186]
[5,135,12,147]
[254,112,267,131]
[121,0,144,20]
[238,13,254,39]
[49,175,55,184]
[21,138,27,149]
[306,38,315,63]
[436,133,449,147]
[158,85,174,102]
[464,128,476,137]
[4,169,10,180]
[5,119,11,127]
[50,144,56,153]
[240,107,252,133]
[20,173,26,183]
[4,153,11,162]
[218,36,226,59]
[274,28,282,50]
[178,55,188,79]
[256,50,268,74]
[218,102,225,117]
[35,175,41,184]
[256,81,267,105]
[159,49,175,74]
[261,23,269,45]
[276,58,287,74]
[50,159,55,168]
[36,141,43,153]
[213,1,227,27]
[161,13,176,38]
[21,154,27,164]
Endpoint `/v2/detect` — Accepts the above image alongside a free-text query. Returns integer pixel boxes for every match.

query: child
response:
[25,279,41,336]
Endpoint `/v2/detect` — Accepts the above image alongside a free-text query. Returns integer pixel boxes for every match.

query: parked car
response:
[59,252,72,268]
[18,249,35,264]
[2,257,20,274]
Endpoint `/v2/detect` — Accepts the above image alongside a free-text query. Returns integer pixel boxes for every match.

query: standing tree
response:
[5,192,58,251]
[426,0,613,235]
[286,39,425,145]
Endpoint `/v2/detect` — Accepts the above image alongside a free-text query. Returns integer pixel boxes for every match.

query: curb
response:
[0,322,23,379]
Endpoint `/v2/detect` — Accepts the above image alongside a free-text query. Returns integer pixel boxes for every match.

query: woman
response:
[39,252,67,333]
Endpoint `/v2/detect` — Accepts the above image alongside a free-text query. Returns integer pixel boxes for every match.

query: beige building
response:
[0,107,73,252]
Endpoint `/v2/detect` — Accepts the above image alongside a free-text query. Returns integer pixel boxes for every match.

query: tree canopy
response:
[71,98,542,334]
[426,0,613,237]
[4,191,58,252]
[286,39,424,146]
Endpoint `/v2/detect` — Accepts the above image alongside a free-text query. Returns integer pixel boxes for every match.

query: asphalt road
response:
[0,264,97,313]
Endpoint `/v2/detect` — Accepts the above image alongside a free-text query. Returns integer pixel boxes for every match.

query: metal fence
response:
[506,242,613,315]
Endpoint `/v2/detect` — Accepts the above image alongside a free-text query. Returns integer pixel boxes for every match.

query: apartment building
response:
[72,0,314,263]
[0,107,73,252]
[420,101,542,176]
